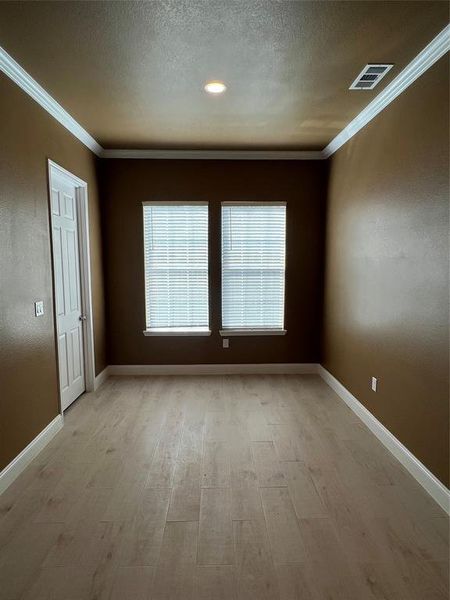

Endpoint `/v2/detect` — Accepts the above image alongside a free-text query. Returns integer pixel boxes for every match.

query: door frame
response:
[47,159,96,411]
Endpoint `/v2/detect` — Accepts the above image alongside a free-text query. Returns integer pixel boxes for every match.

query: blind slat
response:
[221,204,286,330]
[143,204,209,329]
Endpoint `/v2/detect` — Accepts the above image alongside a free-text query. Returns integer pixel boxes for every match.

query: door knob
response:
[79,314,87,321]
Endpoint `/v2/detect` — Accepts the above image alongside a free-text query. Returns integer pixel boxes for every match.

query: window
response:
[142,202,210,335]
[221,202,286,335]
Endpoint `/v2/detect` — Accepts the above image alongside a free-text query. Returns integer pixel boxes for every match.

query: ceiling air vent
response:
[349,64,393,90]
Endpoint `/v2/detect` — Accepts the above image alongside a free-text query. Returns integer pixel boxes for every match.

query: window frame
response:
[142,201,211,337]
[220,201,287,337]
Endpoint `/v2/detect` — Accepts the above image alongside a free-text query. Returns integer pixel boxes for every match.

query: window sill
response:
[219,329,287,337]
[143,328,211,337]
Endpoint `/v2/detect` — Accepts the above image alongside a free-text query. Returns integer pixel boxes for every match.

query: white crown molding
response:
[0,45,103,156]
[101,148,325,160]
[318,366,450,514]
[1,25,448,160]
[0,415,63,495]
[108,363,319,376]
[324,24,450,158]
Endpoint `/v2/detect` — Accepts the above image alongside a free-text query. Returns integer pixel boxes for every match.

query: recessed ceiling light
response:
[204,81,227,94]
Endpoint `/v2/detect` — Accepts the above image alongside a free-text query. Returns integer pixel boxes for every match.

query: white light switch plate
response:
[35,301,44,317]
[223,338,229,349]
[371,377,378,392]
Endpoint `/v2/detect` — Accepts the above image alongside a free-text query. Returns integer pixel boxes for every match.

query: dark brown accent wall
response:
[102,160,327,365]
[323,57,449,486]
[0,73,107,470]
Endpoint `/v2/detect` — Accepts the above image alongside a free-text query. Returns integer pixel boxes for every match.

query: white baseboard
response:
[318,365,450,515]
[94,366,110,390]
[108,363,319,376]
[0,415,64,496]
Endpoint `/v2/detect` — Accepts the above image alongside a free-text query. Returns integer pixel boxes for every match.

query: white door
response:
[50,168,86,410]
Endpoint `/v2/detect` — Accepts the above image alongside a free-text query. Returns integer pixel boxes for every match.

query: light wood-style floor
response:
[0,375,448,599]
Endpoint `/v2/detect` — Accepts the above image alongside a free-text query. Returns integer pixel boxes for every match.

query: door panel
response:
[63,192,75,220]
[71,326,82,380]
[67,229,80,311]
[52,225,65,317]
[51,187,60,215]
[50,168,85,411]
[58,333,69,392]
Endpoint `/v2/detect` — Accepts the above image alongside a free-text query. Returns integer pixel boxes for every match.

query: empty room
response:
[0,1,449,599]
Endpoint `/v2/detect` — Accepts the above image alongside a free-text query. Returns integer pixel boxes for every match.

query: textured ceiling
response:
[0,1,448,150]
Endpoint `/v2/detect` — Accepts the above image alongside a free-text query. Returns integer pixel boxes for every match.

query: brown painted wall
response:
[103,160,327,365]
[323,57,449,485]
[0,73,107,470]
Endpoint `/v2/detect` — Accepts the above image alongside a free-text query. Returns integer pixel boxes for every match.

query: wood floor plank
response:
[246,411,273,442]
[34,462,94,523]
[0,463,44,518]
[390,555,449,600]
[355,561,410,600]
[110,566,154,600]
[299,517,367,600]
[270,423,303,461]
[195,565,237,600]
[205,412,230,441]
[202,376,225,412]
[344,437,397,486]
[43,487,111,567]
[230,440,258,488]
[231,486,263,521]
[201,441,230,488]
[21,566,95,600]
[101,459,148,522]
[375,514,449,567]
[167,484,201,522]
[386,474,448,520]
[198,488,234,565]
[0,489,49,552]
[251,442,286,487]
[158,520,198,564]
[275,564,317,600]
[145,409,184,489]
[78,520,129,599]
[233,519,279,600]
[152,521,198,600]
[167,415,203,520]
[241,376,272,413]
[120,488,171,566]
[173,451,202,488]
[308,463,386,562]
[260,487,306,564]
[283,461,327,519]
[21,461,66,492]
[0,522,62,599]
[86,454,124,490]
[125,410,164,464]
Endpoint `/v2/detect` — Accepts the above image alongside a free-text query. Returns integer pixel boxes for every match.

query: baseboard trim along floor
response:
[318,365,450,515]
[108,363,320,376]
[0,414,63,495]
[94,366,110,390]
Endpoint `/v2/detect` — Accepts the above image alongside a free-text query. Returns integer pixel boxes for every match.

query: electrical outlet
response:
[371,377,378,392]
[223,338,229,349]
[34,301,44,317]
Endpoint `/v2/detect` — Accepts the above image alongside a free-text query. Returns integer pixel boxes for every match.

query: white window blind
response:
[143,202,209,333]
[221,202,286,332]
